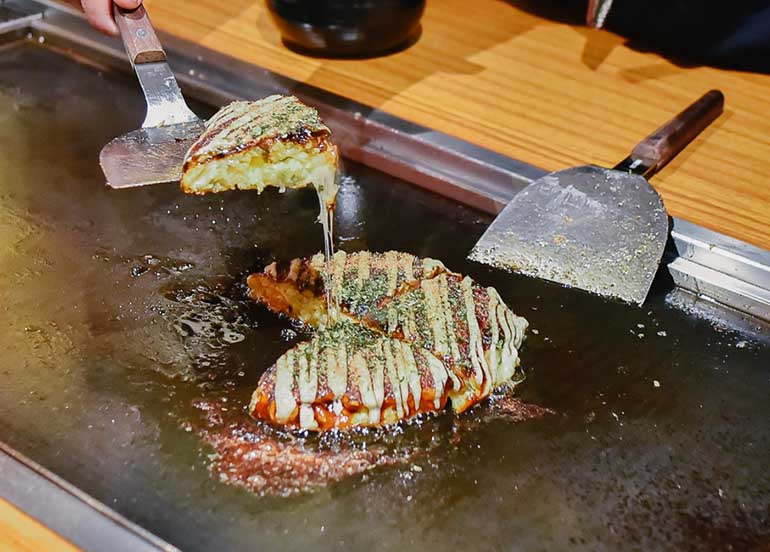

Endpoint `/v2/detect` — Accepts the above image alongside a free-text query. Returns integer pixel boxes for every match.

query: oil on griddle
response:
[1,40,769,552]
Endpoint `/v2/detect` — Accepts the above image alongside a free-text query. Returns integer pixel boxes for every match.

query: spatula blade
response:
[99,120,205,189]
[469,165,668,305]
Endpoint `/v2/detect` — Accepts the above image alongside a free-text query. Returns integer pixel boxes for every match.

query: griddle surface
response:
[1,42,769,551]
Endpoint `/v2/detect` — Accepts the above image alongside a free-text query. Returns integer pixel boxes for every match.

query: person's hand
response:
[65,0,144,36]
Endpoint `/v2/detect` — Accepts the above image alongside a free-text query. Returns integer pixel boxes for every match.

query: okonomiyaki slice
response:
[249,321,460,431]
[373,272,529,413]
[248,250,529,420]
[180,95,338,207]
[246,250,448,328]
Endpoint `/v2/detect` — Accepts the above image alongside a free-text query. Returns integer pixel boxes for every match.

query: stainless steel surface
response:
[0,13,769,552]
[0,0,42,33]
[133,62,200,128]
[669,220,770,322]
[668,257,770,323]
[586,0,614,28]
[100,120,206,189]
[469,91,724,307]
[0,444,179,552]
[470,166,669,305]
[672,218,770,291]
[99,4,203,189]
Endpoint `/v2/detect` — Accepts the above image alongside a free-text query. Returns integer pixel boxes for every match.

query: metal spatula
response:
[100,5,205,189]
[469,90,724,305]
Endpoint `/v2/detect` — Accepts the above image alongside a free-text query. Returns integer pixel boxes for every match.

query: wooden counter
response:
[0,499,79,552]
[145,0,770,250]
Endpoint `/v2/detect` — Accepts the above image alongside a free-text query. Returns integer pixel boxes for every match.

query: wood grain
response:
[143,0,770,250]
[114,5,166,64]
[0,498,80,552]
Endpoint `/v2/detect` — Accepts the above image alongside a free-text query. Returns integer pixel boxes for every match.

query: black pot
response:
[266,0,426,58]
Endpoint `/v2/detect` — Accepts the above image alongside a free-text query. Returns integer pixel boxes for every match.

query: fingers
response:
[81,0,143,36]
[114,0,143,8]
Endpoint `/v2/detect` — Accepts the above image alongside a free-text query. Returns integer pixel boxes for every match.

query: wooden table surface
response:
[143,0,770,250]
[3,1,770,549]
[0,499,78,552]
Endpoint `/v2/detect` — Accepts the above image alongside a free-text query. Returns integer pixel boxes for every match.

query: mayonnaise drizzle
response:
[487,287,501,384]
[297,341,319,429]
[421,278,450,356]
[370,342,386,424]
[401,253,415,283]
[437,274,462,363]
[382,341,404,418]
[425,353,449,409]
[275,351,296,422]
[356,251,371,289]
[326,342,347,399]
[385,251,401,296]
[401,344,422,410]
[462,276,488,391]
[352,352,379,424]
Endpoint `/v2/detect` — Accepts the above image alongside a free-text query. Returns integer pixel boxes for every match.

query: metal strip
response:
[668,256,770,322]
[669,218,770,322]
[0,0,42,33]
[671,218,770,286]
[0,442,179,552]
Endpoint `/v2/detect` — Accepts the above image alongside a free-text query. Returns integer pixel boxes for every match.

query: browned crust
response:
[246,259,326,323]
[183,128,333,173]
[250,375,451,431]
[248,251,524,431]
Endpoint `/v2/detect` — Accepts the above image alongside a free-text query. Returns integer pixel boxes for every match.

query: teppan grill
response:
[0,2,768,550]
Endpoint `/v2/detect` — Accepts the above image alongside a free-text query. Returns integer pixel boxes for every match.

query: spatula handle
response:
[629,90,724,177]
[114,4,165,65]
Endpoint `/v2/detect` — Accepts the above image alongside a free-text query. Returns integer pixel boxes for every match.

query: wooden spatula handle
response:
[114,4,165,65]
[631,90,724,175]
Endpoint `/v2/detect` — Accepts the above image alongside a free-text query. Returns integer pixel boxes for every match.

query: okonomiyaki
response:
[248,251,529,431]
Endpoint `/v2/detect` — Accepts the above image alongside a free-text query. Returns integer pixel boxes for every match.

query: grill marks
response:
[184,96,331,167]
[248,251,528,431]
[179,96,339,212]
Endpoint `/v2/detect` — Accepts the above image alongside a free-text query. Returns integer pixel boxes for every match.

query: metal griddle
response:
[1,3,770,551]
